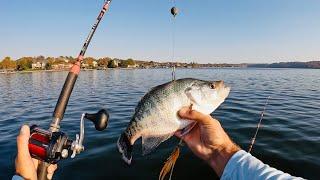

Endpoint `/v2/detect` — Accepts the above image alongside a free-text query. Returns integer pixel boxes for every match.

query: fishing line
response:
[171,0,177,81]
[171,15,176,81]
[248,96,271,153]
[159,4,181,180]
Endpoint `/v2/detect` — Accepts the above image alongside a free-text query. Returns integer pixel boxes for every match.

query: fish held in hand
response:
[117,78,230,164]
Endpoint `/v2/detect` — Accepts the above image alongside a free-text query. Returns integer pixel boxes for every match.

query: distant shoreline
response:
[1,56,319,72]
[1,66,319,74]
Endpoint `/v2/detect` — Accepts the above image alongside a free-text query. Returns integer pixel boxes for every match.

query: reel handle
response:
[85,109,109,131]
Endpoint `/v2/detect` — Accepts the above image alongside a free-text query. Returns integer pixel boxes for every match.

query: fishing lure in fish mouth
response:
[117,78,230,165]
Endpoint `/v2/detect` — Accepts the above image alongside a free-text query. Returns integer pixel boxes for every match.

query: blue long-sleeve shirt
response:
[221,150,304,180]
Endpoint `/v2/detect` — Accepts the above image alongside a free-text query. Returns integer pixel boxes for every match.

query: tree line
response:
[0,56,137,71]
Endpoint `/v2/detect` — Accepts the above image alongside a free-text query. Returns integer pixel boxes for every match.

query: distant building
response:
[107,60,119,68]
[81,60,98,68]
[52,63,72,70]
[113,60,119,66]
[81,63,89,68]
[32,62,46,69]
[127,64,138,68]
[92,61,98,67]
[63,58,69,63]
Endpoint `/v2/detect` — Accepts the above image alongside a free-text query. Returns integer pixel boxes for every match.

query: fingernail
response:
[20,125,28,135]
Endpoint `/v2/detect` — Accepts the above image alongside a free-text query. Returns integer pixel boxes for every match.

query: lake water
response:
[0,68,319,179]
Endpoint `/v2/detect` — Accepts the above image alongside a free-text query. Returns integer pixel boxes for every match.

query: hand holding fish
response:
[175,107,240,177]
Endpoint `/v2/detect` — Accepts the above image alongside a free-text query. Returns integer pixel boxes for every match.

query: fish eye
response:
[210,84,215,89]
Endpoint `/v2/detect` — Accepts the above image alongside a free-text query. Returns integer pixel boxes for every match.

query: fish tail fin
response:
[117,133,133,165]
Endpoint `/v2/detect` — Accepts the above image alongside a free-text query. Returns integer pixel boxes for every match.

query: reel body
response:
[29,125,71,164]
[28,109,109,164]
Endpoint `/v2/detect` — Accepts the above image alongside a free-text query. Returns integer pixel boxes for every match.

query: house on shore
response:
[52,63,72,70]
[92,61,98,67]
[81,60,98,69]
[127,64,138,68]
[32,61,46,69]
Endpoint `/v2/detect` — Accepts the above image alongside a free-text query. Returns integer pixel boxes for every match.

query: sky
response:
[1,0,320,64]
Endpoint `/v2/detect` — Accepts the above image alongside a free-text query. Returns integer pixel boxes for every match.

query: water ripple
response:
[0,68,319,179]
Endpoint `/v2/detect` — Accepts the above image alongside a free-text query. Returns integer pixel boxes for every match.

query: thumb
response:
[17,125,31,158]
[178,107,212,125]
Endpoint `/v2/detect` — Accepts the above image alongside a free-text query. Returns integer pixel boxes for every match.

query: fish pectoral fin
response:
[142,134,173,155]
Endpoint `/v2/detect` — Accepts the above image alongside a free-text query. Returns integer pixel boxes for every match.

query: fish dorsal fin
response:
[142,134,173,155]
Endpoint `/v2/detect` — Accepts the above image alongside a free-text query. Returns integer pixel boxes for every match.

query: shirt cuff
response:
[221,149,247,179]
[12,175,24,180]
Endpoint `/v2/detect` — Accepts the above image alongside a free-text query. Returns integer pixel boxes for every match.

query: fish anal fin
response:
[142,133,173,155]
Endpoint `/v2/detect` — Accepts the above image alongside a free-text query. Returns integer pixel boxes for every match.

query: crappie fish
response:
[117,78,230,164]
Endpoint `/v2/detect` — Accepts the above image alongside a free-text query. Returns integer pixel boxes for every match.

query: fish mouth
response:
[214,80,228,89]
[215,80,230,99]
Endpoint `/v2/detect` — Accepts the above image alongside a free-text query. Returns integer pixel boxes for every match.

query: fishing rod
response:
[28,1,112,179]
